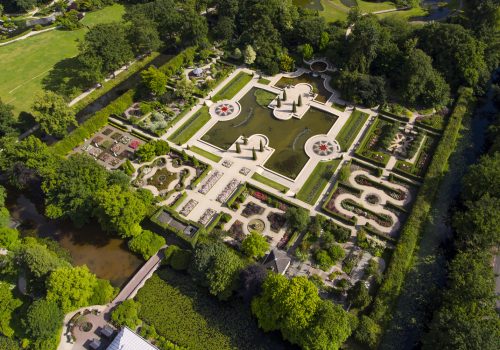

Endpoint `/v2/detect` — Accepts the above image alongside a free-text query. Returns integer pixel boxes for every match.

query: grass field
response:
[296,0,427,23]
[168,107,211,144]
[189,145,222,163]
[212,72,253,102]
[251,173,289,193]
[296,159,342,205]
[0,4,125,116]
[336,109,369,151]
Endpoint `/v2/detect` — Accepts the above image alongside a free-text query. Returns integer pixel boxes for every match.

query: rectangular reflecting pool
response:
[201,88,337,178]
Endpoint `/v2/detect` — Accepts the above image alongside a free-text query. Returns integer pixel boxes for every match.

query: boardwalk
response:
[107,246,167,311]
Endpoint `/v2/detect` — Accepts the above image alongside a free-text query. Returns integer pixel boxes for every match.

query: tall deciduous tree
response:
[141,66,167,96]
[128,16,162,55]
[31,92,77,138]
[94,185,147,238]
[42,154,109,226]
[242,232,269,258]
[46,266,98,313]
[78,23,133,79]
[0,99,17,137]
[24,299,63,340]
[244,45,256,65]
[0,282,22,337]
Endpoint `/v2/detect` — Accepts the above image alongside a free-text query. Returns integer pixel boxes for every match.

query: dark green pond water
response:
[202,88,337,178]
[6,190,142,287]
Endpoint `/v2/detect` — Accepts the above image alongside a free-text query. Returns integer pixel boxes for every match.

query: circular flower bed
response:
[313,140,335,156]
[80,322,93,332]
[247,218,265,233]
[215,103,235,117]
[365,194,380,205]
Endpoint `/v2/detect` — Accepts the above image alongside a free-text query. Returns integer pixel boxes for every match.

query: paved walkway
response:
[0,26,57,47]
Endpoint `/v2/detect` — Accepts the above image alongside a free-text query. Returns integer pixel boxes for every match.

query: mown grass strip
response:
[168,107,211,144]
[296,159,342,205]
[251,173,289,193]
[212,72,253,101]
[189,145,221,163]
[336,109,369,151]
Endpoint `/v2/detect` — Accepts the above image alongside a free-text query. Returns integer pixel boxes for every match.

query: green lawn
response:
[189,145,222,163]
[302,0,426,23]
[212,72,253,102]
[0,4,125,116]
[168,106,211,144]
[296,159,342,205]
[251,173,289,193]
[336,109,369,151]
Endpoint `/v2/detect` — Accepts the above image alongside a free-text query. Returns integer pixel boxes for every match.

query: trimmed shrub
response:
[170,249,192,271]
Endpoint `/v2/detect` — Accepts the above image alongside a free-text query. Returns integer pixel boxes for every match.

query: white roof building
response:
[106,327,159,350]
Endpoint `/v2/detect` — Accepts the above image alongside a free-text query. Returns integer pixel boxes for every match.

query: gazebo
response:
[192,67,203,77]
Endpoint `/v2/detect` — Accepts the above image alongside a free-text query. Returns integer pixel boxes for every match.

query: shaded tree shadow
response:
[41,57,91,99]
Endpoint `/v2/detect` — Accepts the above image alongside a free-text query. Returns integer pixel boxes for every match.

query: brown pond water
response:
[6,190,142,287]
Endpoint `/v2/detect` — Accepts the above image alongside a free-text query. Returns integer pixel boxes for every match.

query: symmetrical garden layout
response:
[79,58,442,287]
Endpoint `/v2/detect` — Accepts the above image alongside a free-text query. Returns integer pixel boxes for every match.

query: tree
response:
[128,16,161,55]
[0,228,20,251]
[319,31,330,51]
[78,23,133,78]
[399,48,450,108]
[285,207,310,231]
[189,240,243,300]
[298,94,302,107]
[141,66,167,96]
[19,239,71,279]
[215,16,235,41]
[417,23,487,88]
[24,299,63,340]
[292,100,297,113]
[42,154,109,226]
[0,282,22,337]
[355,315,381,350]
[283,90,287,101]
[276,96,281,108]
[244,45,256,65]
[301,300,355,350]
[0,99,17,137]
[279,54,295,72]
[259,139,264,152]
[46,266,98,313]
[347,281,372,310]
[136,142,157,162]
[252,274,321,344]
[31,91,77,138]
[337,71,386,107]
[94,185,147,238]
[0,136,57,189]
[232,47,242,60]
[128,230,165,260]
[242,232,269,258]
[89,279,116,306]
[453,195,500,251]
[460,152,500,201]
[111,300,141,329]
[236,142,241,153]
[175,78,194,100]
[239,264,267,302]
[252,147,257,160]
[298,43,314,61]
[0,336,19,350]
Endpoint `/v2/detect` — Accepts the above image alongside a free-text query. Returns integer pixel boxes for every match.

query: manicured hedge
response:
[367,87,475,348]
[51,90,135,155]
[150,207,204,247]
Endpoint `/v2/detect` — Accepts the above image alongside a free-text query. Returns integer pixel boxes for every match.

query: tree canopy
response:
[31,92,77,138]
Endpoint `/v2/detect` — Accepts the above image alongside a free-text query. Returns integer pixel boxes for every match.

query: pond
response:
[293,0,324,11]
[201,88,337,178]
[6,190,142,288]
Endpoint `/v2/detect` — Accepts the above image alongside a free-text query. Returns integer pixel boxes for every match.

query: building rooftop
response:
[263,248,291,275]
[106,327,159,350]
